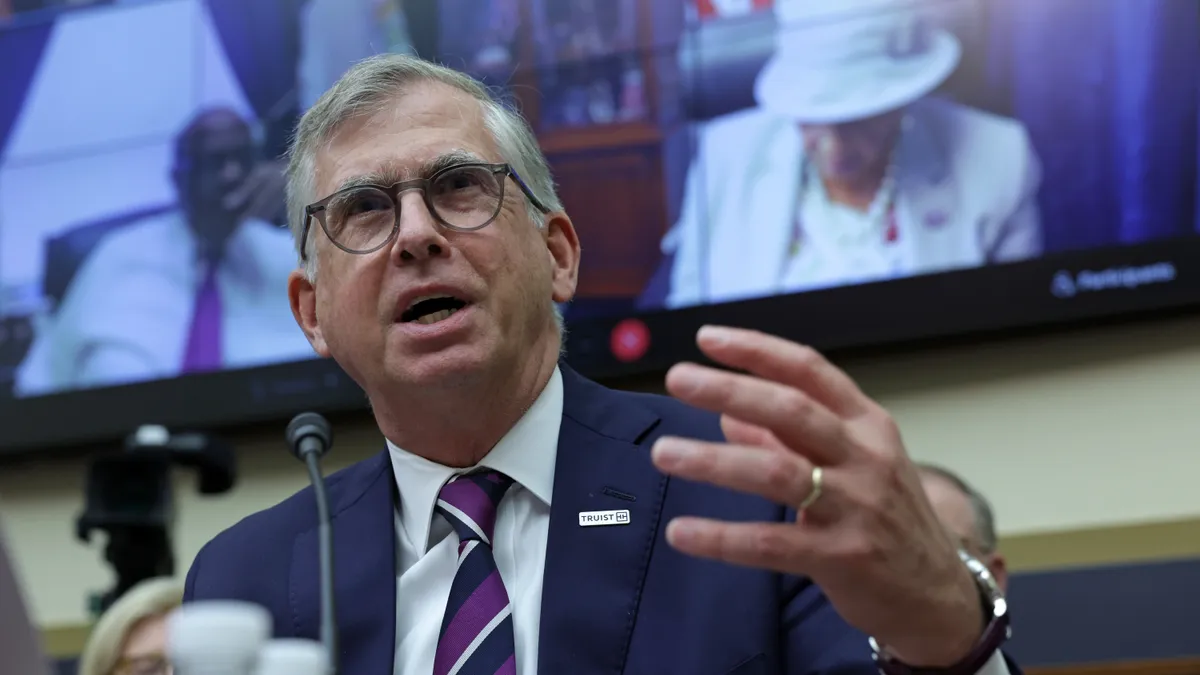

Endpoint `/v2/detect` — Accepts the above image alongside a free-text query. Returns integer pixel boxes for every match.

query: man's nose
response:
[390,189,450,263]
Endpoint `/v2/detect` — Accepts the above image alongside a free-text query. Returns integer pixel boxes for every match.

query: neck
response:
[372,333,560,469]
[187,212,239,264]
[820,163,888,211]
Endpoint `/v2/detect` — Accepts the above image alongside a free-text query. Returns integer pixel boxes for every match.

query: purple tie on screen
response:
[433,470,517,675]
[181,264,222,372]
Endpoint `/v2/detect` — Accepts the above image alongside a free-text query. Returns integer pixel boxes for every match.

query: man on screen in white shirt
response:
[660,0,1043,308]
[15,108,312,396]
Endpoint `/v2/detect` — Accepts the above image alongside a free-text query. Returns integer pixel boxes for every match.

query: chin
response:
[383,338,495,388]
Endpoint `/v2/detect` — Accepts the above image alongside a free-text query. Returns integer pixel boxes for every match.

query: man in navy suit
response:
[184,53,1017,675]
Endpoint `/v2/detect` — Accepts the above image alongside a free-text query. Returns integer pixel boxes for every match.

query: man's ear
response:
[543,212,580,304]
[986,552,1008,595]
[288,269,331,357]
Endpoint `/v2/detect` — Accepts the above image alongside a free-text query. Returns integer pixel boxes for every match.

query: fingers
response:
[665,517,818,575]
[720,415,786,451]
[696,325,868,418]
[666,363,851,466]
[652,436,817,507]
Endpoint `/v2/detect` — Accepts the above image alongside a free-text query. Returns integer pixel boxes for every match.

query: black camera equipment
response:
[76,425,236,614]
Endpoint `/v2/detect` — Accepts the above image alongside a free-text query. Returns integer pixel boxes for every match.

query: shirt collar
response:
[386,366,563,555]
[178,212,264,281]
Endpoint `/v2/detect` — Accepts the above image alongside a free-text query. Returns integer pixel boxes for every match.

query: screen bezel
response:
[1,235,1195,454]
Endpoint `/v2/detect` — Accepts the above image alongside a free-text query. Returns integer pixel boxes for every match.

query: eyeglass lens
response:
[323,165,504,252]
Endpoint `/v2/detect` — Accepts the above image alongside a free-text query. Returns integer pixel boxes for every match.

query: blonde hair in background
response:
[77,577,184,675]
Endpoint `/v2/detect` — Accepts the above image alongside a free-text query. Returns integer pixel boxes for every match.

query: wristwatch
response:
[869,549,1011,675]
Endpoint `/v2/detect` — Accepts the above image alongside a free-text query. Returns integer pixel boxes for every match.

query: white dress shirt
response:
[14,209,314,396]
[387,366,562,675]
[386,366,1012,675]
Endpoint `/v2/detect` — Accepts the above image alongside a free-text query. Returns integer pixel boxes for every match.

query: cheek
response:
[318,257,387,328]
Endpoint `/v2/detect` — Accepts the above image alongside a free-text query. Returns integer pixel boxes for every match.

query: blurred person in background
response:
[661,0,1042,308]
[918,463,1007,592]
[15,107,312,396]
[78,577,183,675]
[297,0,418,111]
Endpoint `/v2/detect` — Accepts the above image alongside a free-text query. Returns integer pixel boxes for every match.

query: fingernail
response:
[652,438,695,469]
[698,325,732,346]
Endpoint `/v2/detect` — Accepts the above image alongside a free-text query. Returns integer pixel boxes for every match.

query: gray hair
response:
[285,54,564,280]
[917,463,998,554]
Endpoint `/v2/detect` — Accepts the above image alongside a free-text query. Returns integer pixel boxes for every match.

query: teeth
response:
[407,294,453,311]
[415,307,459,325]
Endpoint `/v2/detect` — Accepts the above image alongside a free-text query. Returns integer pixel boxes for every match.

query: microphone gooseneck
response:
[286,412,338,675]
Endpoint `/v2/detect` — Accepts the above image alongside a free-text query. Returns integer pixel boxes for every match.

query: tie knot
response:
[436,470,513,545]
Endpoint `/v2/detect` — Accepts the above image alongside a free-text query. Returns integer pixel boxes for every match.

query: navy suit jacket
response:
[184,366,1002,674]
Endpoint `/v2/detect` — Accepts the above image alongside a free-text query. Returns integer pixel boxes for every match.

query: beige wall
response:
[3,314,1199,630]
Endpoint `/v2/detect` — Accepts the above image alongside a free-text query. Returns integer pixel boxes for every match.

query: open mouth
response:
[400,295,469,326]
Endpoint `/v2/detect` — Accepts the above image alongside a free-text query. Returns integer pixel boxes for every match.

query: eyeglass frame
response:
[298,162,551,262]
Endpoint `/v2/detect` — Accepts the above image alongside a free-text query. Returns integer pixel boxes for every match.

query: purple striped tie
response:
[181,263,221,372]
[433,471,517,675]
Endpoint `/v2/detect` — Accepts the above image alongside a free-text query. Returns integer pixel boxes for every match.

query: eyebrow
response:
[331,149,487,194]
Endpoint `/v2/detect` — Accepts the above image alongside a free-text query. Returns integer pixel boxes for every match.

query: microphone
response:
[168,601,270,675]
[285,412,338,675]
[256,639,329,675]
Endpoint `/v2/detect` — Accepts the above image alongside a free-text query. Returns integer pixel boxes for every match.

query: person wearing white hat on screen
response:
[660,0,1043,309]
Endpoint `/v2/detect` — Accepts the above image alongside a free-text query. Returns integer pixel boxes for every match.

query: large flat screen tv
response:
[1,0,1198,452]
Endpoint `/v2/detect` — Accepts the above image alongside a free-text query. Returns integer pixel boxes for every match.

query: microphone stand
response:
[304,450,336,669]
[286,413,339,675]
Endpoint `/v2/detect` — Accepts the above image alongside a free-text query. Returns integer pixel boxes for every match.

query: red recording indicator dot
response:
[610,318,651,363]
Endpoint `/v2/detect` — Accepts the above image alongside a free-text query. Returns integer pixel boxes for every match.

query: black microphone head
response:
[286,412,332,460]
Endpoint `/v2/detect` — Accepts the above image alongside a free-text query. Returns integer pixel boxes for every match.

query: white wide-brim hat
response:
[755,0,962,124]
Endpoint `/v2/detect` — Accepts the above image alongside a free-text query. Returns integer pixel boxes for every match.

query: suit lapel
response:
[709,117,802,301]
[894,102,967,269]
[538,367,667,675]
[291,451,397,675]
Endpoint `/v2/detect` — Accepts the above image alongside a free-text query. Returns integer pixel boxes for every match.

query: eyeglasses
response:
[112,654,172,675]
[300,162,549,262]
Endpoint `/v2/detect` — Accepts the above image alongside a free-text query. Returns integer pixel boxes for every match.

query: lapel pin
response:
[578,509,631,527]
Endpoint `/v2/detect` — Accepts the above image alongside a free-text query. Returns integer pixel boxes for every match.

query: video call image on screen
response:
[0,0,1198,400]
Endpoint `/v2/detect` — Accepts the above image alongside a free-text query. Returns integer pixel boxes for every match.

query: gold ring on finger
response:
[797,466,823,512]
